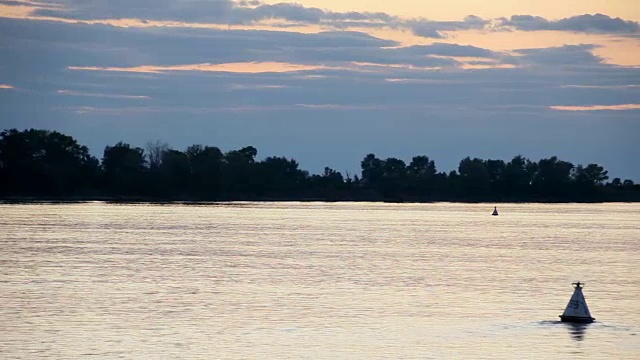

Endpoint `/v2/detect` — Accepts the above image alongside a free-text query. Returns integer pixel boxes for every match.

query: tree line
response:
[0,128,638,202]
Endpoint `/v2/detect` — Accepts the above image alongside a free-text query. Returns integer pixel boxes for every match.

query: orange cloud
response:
[4,1,638,67]
[68,62,330,74]
[277,0,640,21]
[0,84,15,89]
[550,104,640,111]
[448,30,640,67]
[0,4,37,18]
[64,59,522,77]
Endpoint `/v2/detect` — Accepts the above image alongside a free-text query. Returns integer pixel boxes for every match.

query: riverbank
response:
[2,192,639,204]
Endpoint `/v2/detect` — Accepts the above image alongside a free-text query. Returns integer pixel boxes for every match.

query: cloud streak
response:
[22,1,639,38]
[407,15,488,38]
[57,90,150,99]
[0,0,60,7]
[511,44,606,66]
[499,13,639,34]
[68,62,333,74]
[550,104,640,111]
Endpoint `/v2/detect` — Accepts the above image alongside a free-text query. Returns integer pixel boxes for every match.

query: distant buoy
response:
[559,282,595,323]
[492,206,499,216]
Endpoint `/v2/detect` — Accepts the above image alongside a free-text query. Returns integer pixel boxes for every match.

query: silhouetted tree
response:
[531,156,574,197]
[458,157,490,197]
[573,164,609,186]
[101,142,146,196]
[225,146,258,196]
[187,144,224,199]
[360,153,384,186]
[146,140,170,171]
[407,155,437,196]
[484,159,506,195]
[622,179,635,188]
[259,156,308,195]
[0,129,99,196]
[445,170,462,197]
[159,149,190,196]
[2,128,638,202]
[502,155,535,196]
[320,167,345,187]
[381,157,406,198]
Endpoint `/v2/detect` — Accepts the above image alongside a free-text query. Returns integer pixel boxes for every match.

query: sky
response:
[0,0,639,180]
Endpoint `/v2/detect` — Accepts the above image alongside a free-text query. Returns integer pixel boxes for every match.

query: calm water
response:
[1,202,639,359]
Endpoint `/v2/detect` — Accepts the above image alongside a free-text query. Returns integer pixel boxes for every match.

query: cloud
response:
[0,0,58,6]
[18,0,640,41]
[228,84,286,91]
[550,104,640,111]
[68,62,333,74]
[409,27,444,39]
[274,47,461,68]
[2,3,640,180]
[32,0,400,28]
[57,89,149,99]
[47,59,639,112]
[1,15,638,130]
[408,15,488,38]
[401,43,497,58]
[1,17,482,74]
[22,0,486,38]
[33,0,234,22]
[499,13,639,34]
[511,44,605,66]
[234,2,397,28]
[563,84,640,89]
[0,84,15,89]
[0,18,403,75]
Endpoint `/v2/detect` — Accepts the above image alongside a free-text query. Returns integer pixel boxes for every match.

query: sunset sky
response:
[1,0,639,179]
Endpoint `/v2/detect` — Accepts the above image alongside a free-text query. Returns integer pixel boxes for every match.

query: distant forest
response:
[1,128,638,202]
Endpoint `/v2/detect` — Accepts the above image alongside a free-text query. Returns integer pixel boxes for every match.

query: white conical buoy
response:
[559,282,595,323]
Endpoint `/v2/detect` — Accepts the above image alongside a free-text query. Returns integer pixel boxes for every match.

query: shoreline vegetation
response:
[1,128,639,203]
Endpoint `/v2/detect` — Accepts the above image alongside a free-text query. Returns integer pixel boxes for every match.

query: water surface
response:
[1,202,638,359]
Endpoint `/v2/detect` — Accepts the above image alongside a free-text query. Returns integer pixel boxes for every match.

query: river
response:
[1,202,638,359]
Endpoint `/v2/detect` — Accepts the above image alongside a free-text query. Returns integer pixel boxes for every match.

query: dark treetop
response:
[1,128,638,202]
